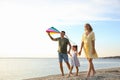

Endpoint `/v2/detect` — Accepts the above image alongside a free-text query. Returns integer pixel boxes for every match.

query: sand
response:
[25,67,120,80]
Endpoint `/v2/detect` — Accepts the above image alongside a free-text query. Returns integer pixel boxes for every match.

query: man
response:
[47,31,71,76]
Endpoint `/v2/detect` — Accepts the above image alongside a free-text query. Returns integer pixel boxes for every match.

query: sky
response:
[0,0,120,58]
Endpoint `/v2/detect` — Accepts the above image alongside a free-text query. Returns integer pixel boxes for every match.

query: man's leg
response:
[65,61,70,70]
[63,54,70,70]
[58,53,64,76]
[59,62,64,76]
[67,66,73,77]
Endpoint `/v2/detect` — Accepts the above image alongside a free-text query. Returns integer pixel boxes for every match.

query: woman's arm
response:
[78,41,84,55]
[92,40,96,54]
[91,32,96,54]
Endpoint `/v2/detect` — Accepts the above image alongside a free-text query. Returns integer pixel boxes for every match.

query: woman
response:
[79,23,98,77]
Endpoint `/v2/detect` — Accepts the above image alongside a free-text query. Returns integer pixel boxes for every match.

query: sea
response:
[0,58,120,80]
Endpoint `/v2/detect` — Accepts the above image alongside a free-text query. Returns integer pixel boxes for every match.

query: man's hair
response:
[61,31,65,34]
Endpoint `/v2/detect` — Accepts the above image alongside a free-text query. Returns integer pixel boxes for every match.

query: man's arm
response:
[47,32,57,41]
[67,41,71,54]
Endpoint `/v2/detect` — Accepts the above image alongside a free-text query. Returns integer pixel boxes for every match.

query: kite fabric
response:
[46,27,60,34]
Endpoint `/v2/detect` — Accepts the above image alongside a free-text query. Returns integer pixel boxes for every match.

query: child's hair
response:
[72,45,77,51]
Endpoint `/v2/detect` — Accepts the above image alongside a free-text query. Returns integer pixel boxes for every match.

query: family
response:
[47,23,98,78]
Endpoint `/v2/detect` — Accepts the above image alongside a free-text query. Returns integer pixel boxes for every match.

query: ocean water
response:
[0,58,120,80]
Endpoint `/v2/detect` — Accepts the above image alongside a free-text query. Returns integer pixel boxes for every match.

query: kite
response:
[46,27,76,45]
[46,27,60,34]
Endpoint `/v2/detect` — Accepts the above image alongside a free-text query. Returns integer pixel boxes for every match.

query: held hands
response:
[78,50,82,56]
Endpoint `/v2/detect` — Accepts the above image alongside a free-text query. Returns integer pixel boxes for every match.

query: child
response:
[68,45,80,77]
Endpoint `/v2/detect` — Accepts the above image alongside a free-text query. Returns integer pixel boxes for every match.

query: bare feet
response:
[86,77,89,80]
[70,72,73,75]
[75,73,78,76]
[62,74,64,76]
[66,74,70,78]
[92,71,96,76]
[86,74,90,78]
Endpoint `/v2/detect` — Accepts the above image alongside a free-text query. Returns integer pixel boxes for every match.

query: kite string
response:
[65,35,81,49]
[65,35,76,45]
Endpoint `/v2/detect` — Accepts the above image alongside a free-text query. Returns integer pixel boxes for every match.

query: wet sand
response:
[25,67,120,80]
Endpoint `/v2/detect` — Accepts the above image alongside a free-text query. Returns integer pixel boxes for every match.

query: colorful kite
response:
[46,27,60,34]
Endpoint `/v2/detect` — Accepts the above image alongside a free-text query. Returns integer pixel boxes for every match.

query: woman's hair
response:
[85,23,93,32]
[72,45,77,51]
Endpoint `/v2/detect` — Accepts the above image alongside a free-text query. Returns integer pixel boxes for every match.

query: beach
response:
[25,67,120,80]
[0,58,120,80]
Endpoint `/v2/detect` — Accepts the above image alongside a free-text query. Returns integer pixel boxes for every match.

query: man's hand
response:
[67,51,70,54]
[67,51,72,57]
[47,32,50,35]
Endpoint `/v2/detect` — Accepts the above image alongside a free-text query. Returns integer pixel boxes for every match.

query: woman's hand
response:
[78,50,82,56]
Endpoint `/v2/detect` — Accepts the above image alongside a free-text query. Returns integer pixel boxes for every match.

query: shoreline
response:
[0,56,120,59]
[25,67,120,80]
